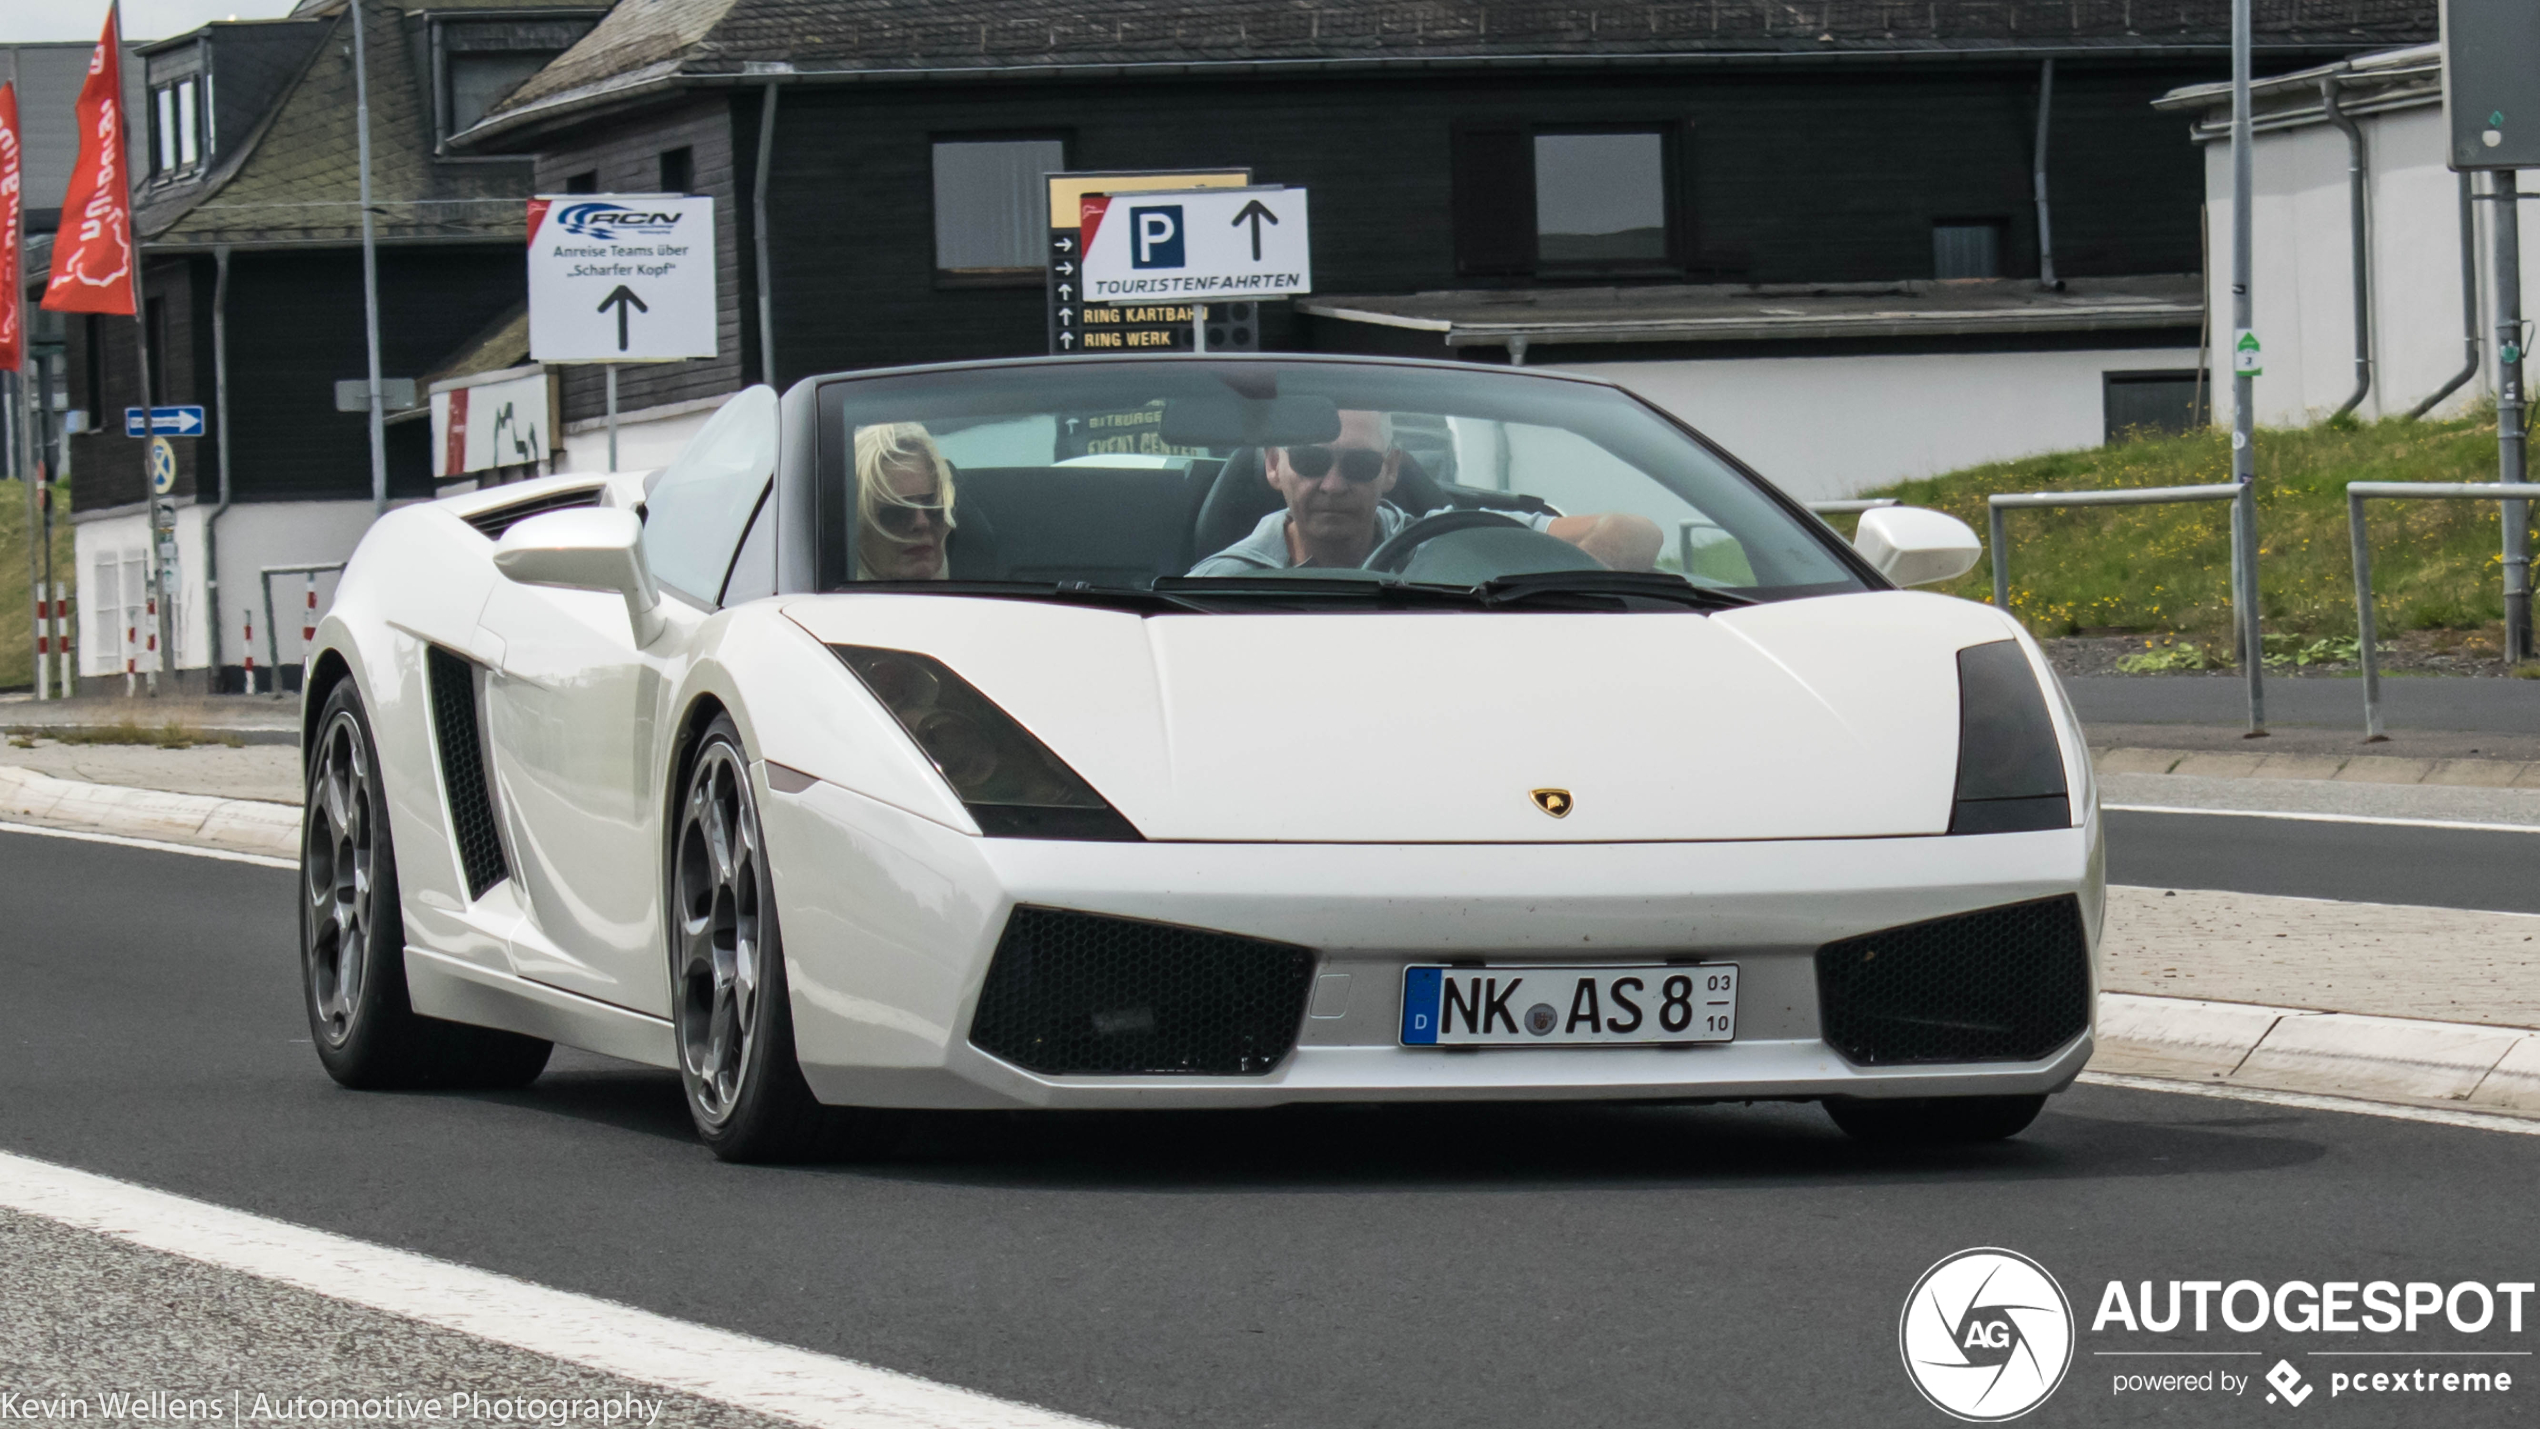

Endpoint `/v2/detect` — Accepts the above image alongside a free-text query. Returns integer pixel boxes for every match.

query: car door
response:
[476,388,779,1014]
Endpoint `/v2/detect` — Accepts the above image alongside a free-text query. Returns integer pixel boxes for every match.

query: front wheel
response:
[671,716,881,1162]
[1823,1094,2046,1146]
[302,677,551,1090]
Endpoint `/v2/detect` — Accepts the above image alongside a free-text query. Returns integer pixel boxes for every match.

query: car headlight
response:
[830,645,1141,841]
[1949,640,2071,835]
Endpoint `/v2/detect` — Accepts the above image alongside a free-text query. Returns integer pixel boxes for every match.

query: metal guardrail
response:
[1984,484,2244,614]
[260,564,347,699]
[2346,482,2540,740]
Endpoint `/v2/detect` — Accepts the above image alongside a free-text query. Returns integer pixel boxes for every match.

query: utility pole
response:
[349,0,388,515]
[2498,171,2531,661]
[2228,0,2266,734]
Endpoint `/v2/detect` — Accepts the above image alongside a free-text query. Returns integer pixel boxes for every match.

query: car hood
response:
[779,590,2026,843]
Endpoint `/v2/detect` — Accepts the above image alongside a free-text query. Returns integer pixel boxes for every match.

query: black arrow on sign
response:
[597,285,649,352]
[1231,199,1279,260]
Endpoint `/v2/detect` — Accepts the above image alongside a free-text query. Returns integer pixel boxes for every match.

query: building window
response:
[563,170,598,194]
[1454,123,1680,278]
[432,16,601,144]
[151,78,202,178]
[932,138,1066,282]
[2103,370,2209,444]
[659,146,694,195]
[1533,130,1670,267]
[1933,220,2007,280]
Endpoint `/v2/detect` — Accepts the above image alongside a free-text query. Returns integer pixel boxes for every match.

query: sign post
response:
[527,194,718,470]
[2442,0,2539,659]
[1045,170,1252,356]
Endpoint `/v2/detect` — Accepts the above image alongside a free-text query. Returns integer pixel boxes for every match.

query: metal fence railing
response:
[259,563,347,698]
[2346,481,2540,740]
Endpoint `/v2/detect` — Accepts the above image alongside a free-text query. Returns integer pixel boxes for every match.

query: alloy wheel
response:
[304,709,376,1047]
[674,740,765,1125]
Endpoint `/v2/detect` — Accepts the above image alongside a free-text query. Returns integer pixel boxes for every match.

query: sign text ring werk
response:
[528,195,718,363]
[1081,187,1311,300]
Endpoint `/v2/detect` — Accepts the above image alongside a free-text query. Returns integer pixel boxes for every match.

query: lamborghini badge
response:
[1531,788,1572,818]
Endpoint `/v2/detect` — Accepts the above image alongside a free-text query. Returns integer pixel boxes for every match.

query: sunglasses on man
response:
[1281,444,1390,484]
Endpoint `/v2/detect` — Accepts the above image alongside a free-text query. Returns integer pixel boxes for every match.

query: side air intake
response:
[426,646,509,898]
[462,486,605,541]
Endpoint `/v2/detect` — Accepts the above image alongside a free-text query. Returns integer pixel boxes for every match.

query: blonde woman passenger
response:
[853,422,958,580]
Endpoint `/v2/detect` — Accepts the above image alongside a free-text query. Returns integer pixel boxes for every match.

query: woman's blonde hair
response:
[852,423,957,569]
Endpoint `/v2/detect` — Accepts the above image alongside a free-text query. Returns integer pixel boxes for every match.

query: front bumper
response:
[758,774,2104,1111]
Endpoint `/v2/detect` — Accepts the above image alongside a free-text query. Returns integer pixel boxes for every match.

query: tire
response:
[670,715,875,1162]
[302,676,552,1091]
[1823,1093,2047,1146]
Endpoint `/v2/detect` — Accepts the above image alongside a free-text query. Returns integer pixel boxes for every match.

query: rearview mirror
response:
[1852,506,1982,588]
[1160,394,1342,449]
[494,507,665,644]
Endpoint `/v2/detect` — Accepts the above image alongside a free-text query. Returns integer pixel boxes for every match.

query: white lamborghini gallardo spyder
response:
[298,355,2101,1161]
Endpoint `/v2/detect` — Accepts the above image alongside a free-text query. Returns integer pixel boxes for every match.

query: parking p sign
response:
[1082,186,1310,300]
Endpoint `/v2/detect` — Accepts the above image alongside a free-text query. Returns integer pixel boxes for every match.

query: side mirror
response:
[1852,506,1982,588]
[494,506,665,644]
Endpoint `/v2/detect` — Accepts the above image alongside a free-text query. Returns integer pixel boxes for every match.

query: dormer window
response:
[151,76,203,178]
[432,14,603,147]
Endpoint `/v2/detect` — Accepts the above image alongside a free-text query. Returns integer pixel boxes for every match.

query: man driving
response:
[1186,409,1662,575]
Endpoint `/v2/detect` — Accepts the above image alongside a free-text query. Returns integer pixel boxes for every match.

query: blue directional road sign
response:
[124,406,207,438]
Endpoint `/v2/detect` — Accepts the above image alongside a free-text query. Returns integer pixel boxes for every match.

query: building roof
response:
[2153,42,2437,140]
[459,0,2437,149]
[1301,274,2204,353]
[136,0,542,252]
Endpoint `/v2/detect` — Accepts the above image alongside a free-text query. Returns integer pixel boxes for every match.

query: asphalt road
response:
[2105,808,2540,915]
[3,822,2538,1427]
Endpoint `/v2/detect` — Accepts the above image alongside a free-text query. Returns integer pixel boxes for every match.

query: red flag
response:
[0,82,24,370]
[43,5,135,317]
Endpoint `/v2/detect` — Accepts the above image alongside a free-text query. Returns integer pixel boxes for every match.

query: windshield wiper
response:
[1151,575,1486,609]
[1475,570,1758,611]
[853,579,1213,614]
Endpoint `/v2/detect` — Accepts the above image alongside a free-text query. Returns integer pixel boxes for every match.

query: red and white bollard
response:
[303,579,318,650]
[54,587,72,696]
[243,608,257,694]
[124,614,138,694]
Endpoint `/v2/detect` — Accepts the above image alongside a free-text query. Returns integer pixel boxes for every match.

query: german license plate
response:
[1400,964,1737,1046]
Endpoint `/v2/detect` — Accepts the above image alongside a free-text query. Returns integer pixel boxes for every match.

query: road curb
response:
[2094,745,2540,789]
[2095,992,2540,1117]
[0,765,299,860]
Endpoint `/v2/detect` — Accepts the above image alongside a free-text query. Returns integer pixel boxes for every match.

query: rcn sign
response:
[1080,186,1310,300]
[527,194,718,363]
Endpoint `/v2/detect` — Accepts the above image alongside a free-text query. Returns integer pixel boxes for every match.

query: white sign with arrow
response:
[528,194,719,363]
[1080,186,1311,302]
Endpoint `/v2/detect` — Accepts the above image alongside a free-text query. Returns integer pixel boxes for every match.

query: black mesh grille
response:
[426,647,508,899]
[1816,895,2090,1066]
[462,486,604,540]
[969,907,1313,1076]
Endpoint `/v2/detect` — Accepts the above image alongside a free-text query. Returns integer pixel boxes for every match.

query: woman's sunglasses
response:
[1282,445,1389,483]
[872,500,952,537]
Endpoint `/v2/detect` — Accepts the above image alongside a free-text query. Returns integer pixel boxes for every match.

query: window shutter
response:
[1452,123,1534,277]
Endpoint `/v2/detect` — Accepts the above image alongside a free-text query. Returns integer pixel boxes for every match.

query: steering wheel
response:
[1363,509,1527,574]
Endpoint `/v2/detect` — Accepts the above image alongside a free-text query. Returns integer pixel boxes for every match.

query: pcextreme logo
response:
[1901,1248,2077,1421]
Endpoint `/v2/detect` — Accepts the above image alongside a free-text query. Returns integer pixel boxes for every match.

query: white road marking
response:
[2078,1071,2540,1137]
[2104,804,2540,835]
[0,1150,1110,1429]
[0,818,296,869]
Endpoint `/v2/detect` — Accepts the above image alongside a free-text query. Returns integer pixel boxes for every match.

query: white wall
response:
[1563,347,2203,503]
[74,500,376,678]
[2205,103,2522,425]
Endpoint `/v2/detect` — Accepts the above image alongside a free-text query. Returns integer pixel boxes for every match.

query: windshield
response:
[815,358,1869,606]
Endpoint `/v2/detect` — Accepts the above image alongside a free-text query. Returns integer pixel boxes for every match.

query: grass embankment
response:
[1852,409,2537,657]
[0,480,76,692]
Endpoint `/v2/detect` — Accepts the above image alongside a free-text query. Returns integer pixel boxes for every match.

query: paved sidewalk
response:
[0,692,298,744]
[0,738,301,803]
